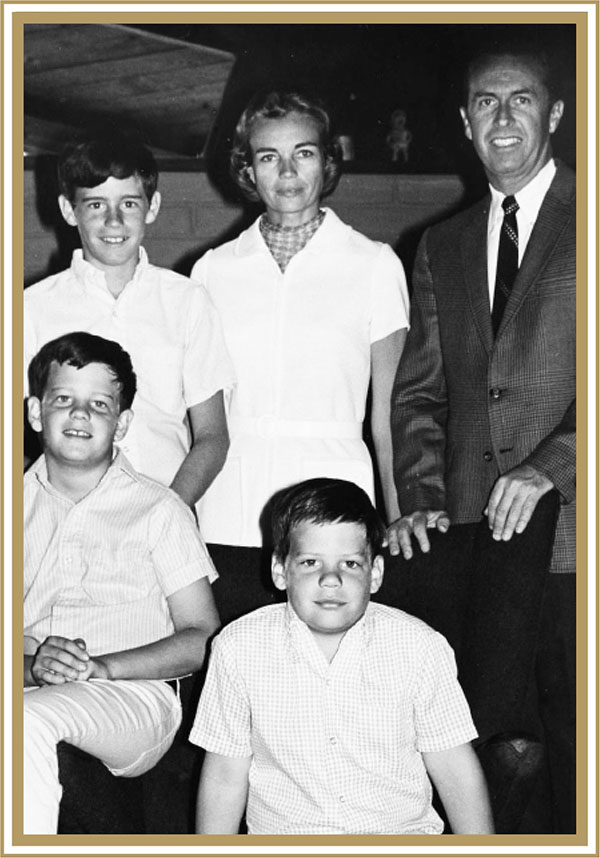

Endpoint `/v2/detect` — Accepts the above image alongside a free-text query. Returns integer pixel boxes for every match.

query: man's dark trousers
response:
[376,492,575,832]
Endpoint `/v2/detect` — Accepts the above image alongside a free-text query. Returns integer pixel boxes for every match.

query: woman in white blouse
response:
[192,91,409,621]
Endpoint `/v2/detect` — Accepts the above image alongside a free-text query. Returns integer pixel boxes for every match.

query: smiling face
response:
[58,174,161,282]
[247,111,325,227]
[272,520,384,660]
[460,54,564,194]
[27,360,132,476]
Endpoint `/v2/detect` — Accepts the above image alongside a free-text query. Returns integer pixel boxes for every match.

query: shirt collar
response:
[235,207,348,258]
[29,454,52,489]
[29,447,137,500]
[284,599,372,669]
[489,158,556,222]
[109,448,140,480]
[259,209,326,272]
[71,246,149,292]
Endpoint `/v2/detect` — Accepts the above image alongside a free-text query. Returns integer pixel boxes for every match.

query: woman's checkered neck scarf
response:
[260,209,326,272]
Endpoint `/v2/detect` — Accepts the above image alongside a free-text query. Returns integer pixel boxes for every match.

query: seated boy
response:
[190,478,494,835]
[24,332,221,834]
[24,132,234,511]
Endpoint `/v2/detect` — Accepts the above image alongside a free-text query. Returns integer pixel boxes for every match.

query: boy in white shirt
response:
[190,477,493,835]
[24,332,220,834]
[24,133,234,511]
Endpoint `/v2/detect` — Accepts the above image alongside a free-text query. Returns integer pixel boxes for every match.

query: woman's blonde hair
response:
[230,91,342,202]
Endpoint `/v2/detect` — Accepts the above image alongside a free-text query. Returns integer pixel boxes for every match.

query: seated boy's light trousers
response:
[23,678,181,834]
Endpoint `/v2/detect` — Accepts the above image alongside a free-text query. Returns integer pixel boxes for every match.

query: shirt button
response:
[330,736,337,745]
[489,387,502,399]
[483,451,493,462]
[339,795,346,803]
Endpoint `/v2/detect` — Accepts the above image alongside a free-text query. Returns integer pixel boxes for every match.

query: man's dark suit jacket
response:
[391,162,576,574]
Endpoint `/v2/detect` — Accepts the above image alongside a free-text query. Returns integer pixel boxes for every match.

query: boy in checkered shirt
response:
[190,477,493,835]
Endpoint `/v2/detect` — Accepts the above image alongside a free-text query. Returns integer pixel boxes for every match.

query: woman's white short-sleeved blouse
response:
[192,208,409,547]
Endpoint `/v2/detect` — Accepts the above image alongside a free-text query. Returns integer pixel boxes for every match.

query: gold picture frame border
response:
[4,4,596,856]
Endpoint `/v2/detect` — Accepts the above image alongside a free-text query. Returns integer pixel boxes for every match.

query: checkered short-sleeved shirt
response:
[190,602,477,834]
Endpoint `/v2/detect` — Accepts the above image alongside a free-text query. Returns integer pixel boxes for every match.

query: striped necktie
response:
[492,195,519,336]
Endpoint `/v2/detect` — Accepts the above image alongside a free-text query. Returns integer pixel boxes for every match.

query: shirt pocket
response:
[80,548,159,606]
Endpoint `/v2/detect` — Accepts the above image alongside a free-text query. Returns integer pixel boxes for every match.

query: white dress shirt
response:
[24,248,235,489]
[24,450,217,657]
[487,158,557,306]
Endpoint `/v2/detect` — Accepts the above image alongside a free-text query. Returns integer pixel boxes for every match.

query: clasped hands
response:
[30,635,109,686]
[387,464,553,560]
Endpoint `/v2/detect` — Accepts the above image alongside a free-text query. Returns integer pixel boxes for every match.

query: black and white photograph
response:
[3,5,596,856]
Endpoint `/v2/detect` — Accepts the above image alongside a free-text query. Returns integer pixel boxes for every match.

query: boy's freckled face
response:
[59,175,159,274]
[272,521,383,650]
[27,361,131,469]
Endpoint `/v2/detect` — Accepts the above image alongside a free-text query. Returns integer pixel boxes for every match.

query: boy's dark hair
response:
[28,332,137,411]
[271,477,386,561]
[230,90,342,202]
[58,132,158,204]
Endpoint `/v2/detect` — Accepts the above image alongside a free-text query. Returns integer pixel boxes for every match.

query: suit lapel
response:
[496,164,576,338]
[461,199,494,353]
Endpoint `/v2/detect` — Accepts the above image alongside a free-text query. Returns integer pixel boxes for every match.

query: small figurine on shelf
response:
[337,91,358,161]
[337,134,355,161]
[386,109,412,164]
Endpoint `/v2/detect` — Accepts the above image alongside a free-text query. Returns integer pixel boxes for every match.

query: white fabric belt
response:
[229,416,363,440]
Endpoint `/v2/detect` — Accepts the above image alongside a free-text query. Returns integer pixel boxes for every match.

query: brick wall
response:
[24,167,468,288]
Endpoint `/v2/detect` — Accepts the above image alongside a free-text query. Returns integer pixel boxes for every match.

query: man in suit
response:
[387,44,576,833]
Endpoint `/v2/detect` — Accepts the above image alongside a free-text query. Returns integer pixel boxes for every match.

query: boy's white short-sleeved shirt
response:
[24,450,217,657]
[24,249,235,489]
[190,602,477,834]
[192,208,410,546]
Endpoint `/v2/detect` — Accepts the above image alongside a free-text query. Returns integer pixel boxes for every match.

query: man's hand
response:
[387,510,450,560]
[30,636,91,685]
[485,464,554,542]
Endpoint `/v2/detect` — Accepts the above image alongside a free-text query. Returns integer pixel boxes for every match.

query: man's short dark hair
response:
[58,132,158,204]
[28,332,137,412]
[462,37,561,107]
[271,477,386,561]
[230,90,342,202]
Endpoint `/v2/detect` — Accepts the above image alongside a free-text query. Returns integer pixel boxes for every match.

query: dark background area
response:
[25,22,576,194]
[23,21,578,297]
[131,22,576,183]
